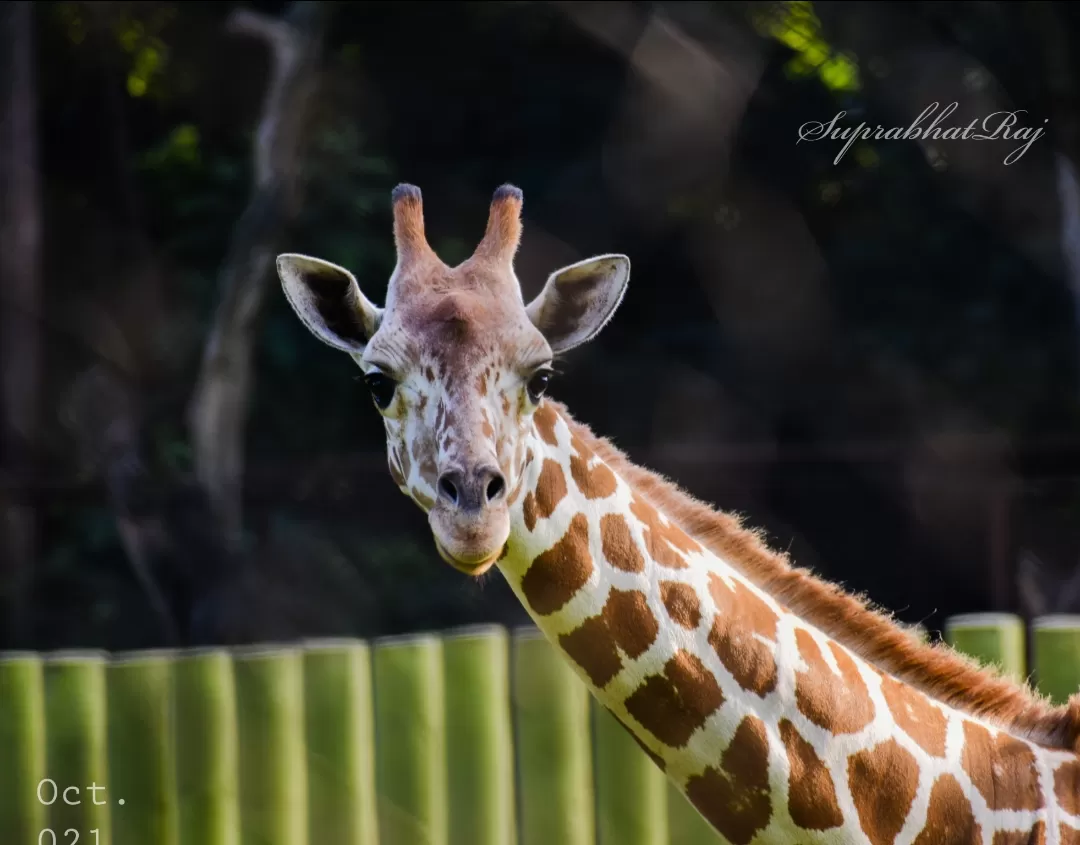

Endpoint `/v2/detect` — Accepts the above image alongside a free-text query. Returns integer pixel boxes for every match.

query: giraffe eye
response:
[526,369,553,404]
[364,372,397,410]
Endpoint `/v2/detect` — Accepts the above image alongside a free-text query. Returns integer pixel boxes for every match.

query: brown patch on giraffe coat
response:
[794,630,876,733]
[604,587,660,661]
[779,719,843,830]
[993,824,1047,845]
[629,493,701,557]
[569,454,618,500]
[600,513,644,573]
[880,673,948,757]
[660,581,701,629]
[1055,758,1080,815]
[559,588,659,688]
[599,589,659,659]
[482,418,495,440]
[709,573,778,637]
[560,616,619,689]
[534,459,567,520]
[684,716,772,845]
[629,491,702,555]
[912,774,979,845]
[849,739,919,845]
[628,495,688,569]
[476,370,488,396]
[522,492,538,532]
[623,650,723,748]
[708,573,778,697]
[520,513,593,616]
[961,721,1043,811]
[1061,825,1080,845]
[568,434,618,500]
[548,401,1080,754]
[532,402,560,446]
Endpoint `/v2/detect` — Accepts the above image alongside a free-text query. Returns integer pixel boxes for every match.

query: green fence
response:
[1,615,1078,845]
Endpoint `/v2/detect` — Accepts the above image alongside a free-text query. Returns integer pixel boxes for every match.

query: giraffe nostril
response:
[486,474,505,502]
[438,466,503,510]
[438,473,460,506]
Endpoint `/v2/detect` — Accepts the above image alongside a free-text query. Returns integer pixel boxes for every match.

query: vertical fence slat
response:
[174,648,239,845]
[592,700,668,845]
[303,639,379,845]
[666,781,720,845]
[511,627,594,845]
[1032,615,1080,704]
[107,650,178,845]
[373,633,448,845]
[944,613,1026,682]
[0,653,46,841]
[443,625,516,845]
[44,651,111,843]
[234,646,308,845]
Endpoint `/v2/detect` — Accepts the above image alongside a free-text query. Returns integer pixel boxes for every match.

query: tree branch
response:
[187,0,327,549]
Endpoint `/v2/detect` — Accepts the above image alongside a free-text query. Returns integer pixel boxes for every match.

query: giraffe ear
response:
[525,254,630,354]
[276,253,383,354]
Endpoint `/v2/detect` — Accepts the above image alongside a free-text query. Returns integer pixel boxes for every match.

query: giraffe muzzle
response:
[429,463,511,575]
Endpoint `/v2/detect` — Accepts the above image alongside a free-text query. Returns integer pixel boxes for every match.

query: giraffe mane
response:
[549,399,1080,753]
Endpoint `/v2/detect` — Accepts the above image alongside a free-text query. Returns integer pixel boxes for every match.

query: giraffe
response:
[277,183,1080,845]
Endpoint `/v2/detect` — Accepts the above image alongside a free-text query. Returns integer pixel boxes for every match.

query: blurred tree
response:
[188,0,327,550]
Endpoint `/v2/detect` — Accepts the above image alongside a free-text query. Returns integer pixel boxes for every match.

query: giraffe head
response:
[276,184,630,575]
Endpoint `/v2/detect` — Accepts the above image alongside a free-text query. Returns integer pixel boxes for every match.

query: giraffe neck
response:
[496,401,1080,845]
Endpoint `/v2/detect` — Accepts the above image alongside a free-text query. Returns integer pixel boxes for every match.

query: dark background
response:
[4,0,1080,652]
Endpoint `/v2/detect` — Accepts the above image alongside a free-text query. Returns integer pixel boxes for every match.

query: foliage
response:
[17,0,1080,649]
[753,0,861,91]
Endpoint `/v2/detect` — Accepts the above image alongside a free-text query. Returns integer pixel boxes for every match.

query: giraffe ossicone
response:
[279,184,1080,845]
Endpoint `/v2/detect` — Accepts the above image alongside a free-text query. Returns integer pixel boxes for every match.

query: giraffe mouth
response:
[434,538,504,577]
